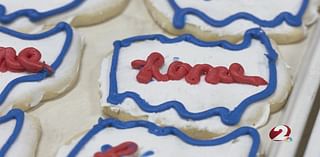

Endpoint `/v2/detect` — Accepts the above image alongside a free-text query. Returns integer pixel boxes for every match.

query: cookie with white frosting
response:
[0,0,129,32]
[56,118,261,157]
[0,109,41,157]
[99,28,291,138]
[145,0,319,44]
[0,22,83,114]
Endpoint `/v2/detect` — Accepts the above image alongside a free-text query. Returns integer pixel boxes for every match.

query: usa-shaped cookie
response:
[0,22,83,114]
[145,0,319,44]
[99,28,292,138]
[0,0,129,32]
[56,118,260,157]
[0,109,41,157]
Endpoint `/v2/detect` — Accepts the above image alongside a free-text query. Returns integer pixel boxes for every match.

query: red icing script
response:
[94,142,138,157]
[0,47,53,74]
[131,52,268,86]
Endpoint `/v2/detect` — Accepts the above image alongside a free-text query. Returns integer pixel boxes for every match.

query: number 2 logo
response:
[269,125,292,142]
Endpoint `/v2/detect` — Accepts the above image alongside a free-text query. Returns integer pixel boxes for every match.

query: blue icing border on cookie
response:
[68,118,260,157]
[0,109,24,156]
[0,22,73,107]
[168,0,308,29]
[0,0,84,24]
[107,28,278,125]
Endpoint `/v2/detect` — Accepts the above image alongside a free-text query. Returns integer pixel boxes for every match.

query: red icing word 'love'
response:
[131,52,268,86]
[0,47,53,74]
[94,142,138,157]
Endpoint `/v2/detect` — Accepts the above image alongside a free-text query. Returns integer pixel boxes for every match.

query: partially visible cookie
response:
[0,22,83,114]
[0,0,129,32]
[99,29,292,139]
[0,109,41,157]
[145,0,319,44]
[56,118,261,157]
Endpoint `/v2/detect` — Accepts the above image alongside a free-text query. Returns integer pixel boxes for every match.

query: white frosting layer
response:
[0,25,83,114]
[0,0,128,32]
[56,126,253,157]
[147,0,319,37]
[0,114,41,157]
[100,39,291,135]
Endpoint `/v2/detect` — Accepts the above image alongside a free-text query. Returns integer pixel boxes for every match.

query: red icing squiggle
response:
[0,47,53,74]
[131,52,168,83]
[131,52,267,86]
[94,142,138,157]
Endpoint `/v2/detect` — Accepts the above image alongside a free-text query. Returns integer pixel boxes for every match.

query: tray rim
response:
[267,22,320,157]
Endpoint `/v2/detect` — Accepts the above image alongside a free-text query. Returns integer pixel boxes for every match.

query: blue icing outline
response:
[107,28,278,125]
[0,0,84,24]
[68,118,260,157]
[0,109,24,156]
[168,0,308,29]
[0,22,73,106]
[141,150,154,157]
